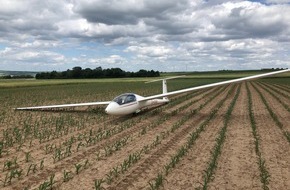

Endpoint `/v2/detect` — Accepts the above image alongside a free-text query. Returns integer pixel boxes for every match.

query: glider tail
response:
[162,79,168,101]
[146,75,186,100]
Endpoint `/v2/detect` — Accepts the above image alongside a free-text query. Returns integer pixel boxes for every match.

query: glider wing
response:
[140,69,290,102]
[15,101,111,110]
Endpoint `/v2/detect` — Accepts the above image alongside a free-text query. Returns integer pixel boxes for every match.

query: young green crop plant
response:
[84,159,89,169]
[3,168,23,186]
[38,174,56,190]
[25,151,31,162]
[94,178,105,190]
[39,159,44,170]
[74,163,82,175]
[148,173,166,190]
[26,164,37,176]
[63,170,72,182]
[3,157,19,171]
[105,172,113,185]
[112,166,119,178]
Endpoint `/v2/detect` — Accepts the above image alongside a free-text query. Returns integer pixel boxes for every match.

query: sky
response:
[0,0,290,72]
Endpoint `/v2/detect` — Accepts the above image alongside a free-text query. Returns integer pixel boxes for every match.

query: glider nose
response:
[105,102,119,115]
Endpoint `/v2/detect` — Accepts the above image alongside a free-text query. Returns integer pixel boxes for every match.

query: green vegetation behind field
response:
[260,77,290,85]
[1,70,289,89]
[1,78,228,109]
[0,78,152,88]
[162,70,290,79]
[0,70,289,112]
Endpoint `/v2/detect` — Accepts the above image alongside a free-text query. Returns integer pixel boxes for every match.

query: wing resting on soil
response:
[15,101,111,110]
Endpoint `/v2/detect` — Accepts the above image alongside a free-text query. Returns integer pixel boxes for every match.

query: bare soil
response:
[249,82,290,190]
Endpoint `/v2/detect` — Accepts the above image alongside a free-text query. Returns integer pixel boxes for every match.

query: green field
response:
[0,78,228,109]
[0,71,290,108]
[165,70,290,78]
[0,70,289,189]
[0,70,288,110]
[1,70,289,89]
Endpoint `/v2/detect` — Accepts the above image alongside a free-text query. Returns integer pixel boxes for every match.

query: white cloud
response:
[126,45,173,58]
[265,0,290,4]
[0,0,290,71]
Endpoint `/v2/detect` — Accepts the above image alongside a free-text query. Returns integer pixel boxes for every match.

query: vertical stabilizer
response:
[162,79,168,100]
[145,75,186,101]
[162,79,167,94]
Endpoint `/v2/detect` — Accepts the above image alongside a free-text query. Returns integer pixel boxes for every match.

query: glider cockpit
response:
[113,93,137,105]
[105,93,142,115]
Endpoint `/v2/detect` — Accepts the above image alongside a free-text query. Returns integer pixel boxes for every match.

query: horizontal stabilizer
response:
[145,75,186,94]
[145,75,186,83]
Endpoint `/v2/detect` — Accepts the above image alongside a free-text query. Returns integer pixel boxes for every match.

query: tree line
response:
[0,75,34,79]
[35,67,160,79]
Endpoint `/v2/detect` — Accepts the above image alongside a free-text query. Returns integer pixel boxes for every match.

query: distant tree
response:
[83,68,93,78]
[1,75,34,79]
[50,71,58,78]
[72,66,83,78]
[1,75,12,79]
[35,66,159,79]
[93,67,103,78]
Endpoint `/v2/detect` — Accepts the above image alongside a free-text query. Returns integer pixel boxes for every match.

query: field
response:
[0,73,290,190]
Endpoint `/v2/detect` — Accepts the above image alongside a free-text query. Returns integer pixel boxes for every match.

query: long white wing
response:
[15,101,111,110]
[140,69,290,101]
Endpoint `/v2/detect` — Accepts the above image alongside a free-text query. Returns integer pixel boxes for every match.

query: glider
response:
[15,69,290,116]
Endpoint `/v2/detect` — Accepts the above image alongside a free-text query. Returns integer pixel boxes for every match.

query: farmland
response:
[0,73,290,190]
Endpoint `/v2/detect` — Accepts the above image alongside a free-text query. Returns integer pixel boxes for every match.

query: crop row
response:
[246,82,270,190]
[147,85,238,190]
[201,84,240,189]
[252,83,290,143]
[44,88,213,164]
[259,82,290,112]
[2,85,223,189]
[94,85,233,189]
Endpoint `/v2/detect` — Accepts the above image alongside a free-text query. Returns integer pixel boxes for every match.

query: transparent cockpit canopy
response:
[113,93,137,105]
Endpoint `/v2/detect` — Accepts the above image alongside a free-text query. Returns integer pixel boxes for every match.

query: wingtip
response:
[14,107,33,111]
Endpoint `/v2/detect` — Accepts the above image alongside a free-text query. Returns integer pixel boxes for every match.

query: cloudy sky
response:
[0,0,290,72]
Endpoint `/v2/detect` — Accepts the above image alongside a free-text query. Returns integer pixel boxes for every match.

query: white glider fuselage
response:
[105,93,169,115]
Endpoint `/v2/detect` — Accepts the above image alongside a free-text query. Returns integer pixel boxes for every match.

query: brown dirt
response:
[249,82,290,189]
[260,82,290,109]
[163,85,237,190]
[59,85,232,190]
[254,82,290,131]
[109,86,233,190]
[208,82,262,189]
